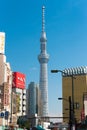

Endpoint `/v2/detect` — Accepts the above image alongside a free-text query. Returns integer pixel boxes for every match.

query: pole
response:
[71,75,75,130]
[69,96,72,130]
[10,90,12,123]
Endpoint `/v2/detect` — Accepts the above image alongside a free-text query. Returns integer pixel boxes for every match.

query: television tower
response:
[38,6,49,117]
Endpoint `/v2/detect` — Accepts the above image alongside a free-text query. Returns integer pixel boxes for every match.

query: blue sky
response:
[1,0,87,119]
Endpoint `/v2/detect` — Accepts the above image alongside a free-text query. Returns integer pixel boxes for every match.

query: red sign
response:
[12,72,26,89]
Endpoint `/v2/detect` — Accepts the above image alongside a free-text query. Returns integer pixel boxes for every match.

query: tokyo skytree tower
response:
[38,6,49,117]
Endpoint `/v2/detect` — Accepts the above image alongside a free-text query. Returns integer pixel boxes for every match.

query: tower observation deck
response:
[38,6,49,117]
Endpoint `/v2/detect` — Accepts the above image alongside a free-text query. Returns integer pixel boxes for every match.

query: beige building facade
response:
[62,67,87,123]
[0,32,12,126]
[0,55,12,126]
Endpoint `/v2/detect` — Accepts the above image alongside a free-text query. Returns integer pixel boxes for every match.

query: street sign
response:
[5,111,9,117]
[1,112,4,118]
[5,111,9,119]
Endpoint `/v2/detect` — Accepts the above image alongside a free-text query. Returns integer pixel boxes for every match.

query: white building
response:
[0,32,12,126]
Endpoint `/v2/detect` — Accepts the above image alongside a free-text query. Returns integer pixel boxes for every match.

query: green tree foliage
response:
[17,117,31,129]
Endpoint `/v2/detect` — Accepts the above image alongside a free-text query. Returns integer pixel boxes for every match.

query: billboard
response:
[12,72,26,89]
[0,32,5,54]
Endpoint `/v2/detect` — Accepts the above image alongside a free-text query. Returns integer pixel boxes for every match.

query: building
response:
[27,82,39,117]
[0,32,12,126]
[26,82,40,126]
[62,66,87,123]
[38,6,49,117]
[83,92,87,117]
[12,72,26,124]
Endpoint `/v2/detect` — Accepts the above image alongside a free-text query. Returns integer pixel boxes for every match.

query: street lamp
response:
[51,69,75,130]
[58,97,72,130]
[58,97,69,101]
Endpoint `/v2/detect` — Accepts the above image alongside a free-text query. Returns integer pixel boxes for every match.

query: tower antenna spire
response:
[42,6,45,32]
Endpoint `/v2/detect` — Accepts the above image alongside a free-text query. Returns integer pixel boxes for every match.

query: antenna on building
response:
[42,6,45,32]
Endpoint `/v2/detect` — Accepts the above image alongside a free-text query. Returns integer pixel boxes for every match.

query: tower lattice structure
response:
[38,6,49,117]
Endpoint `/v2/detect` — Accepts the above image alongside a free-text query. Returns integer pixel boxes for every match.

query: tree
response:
[17,116,31,129]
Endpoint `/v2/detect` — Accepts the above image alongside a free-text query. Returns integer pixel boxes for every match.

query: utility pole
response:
[69,96,72,130]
